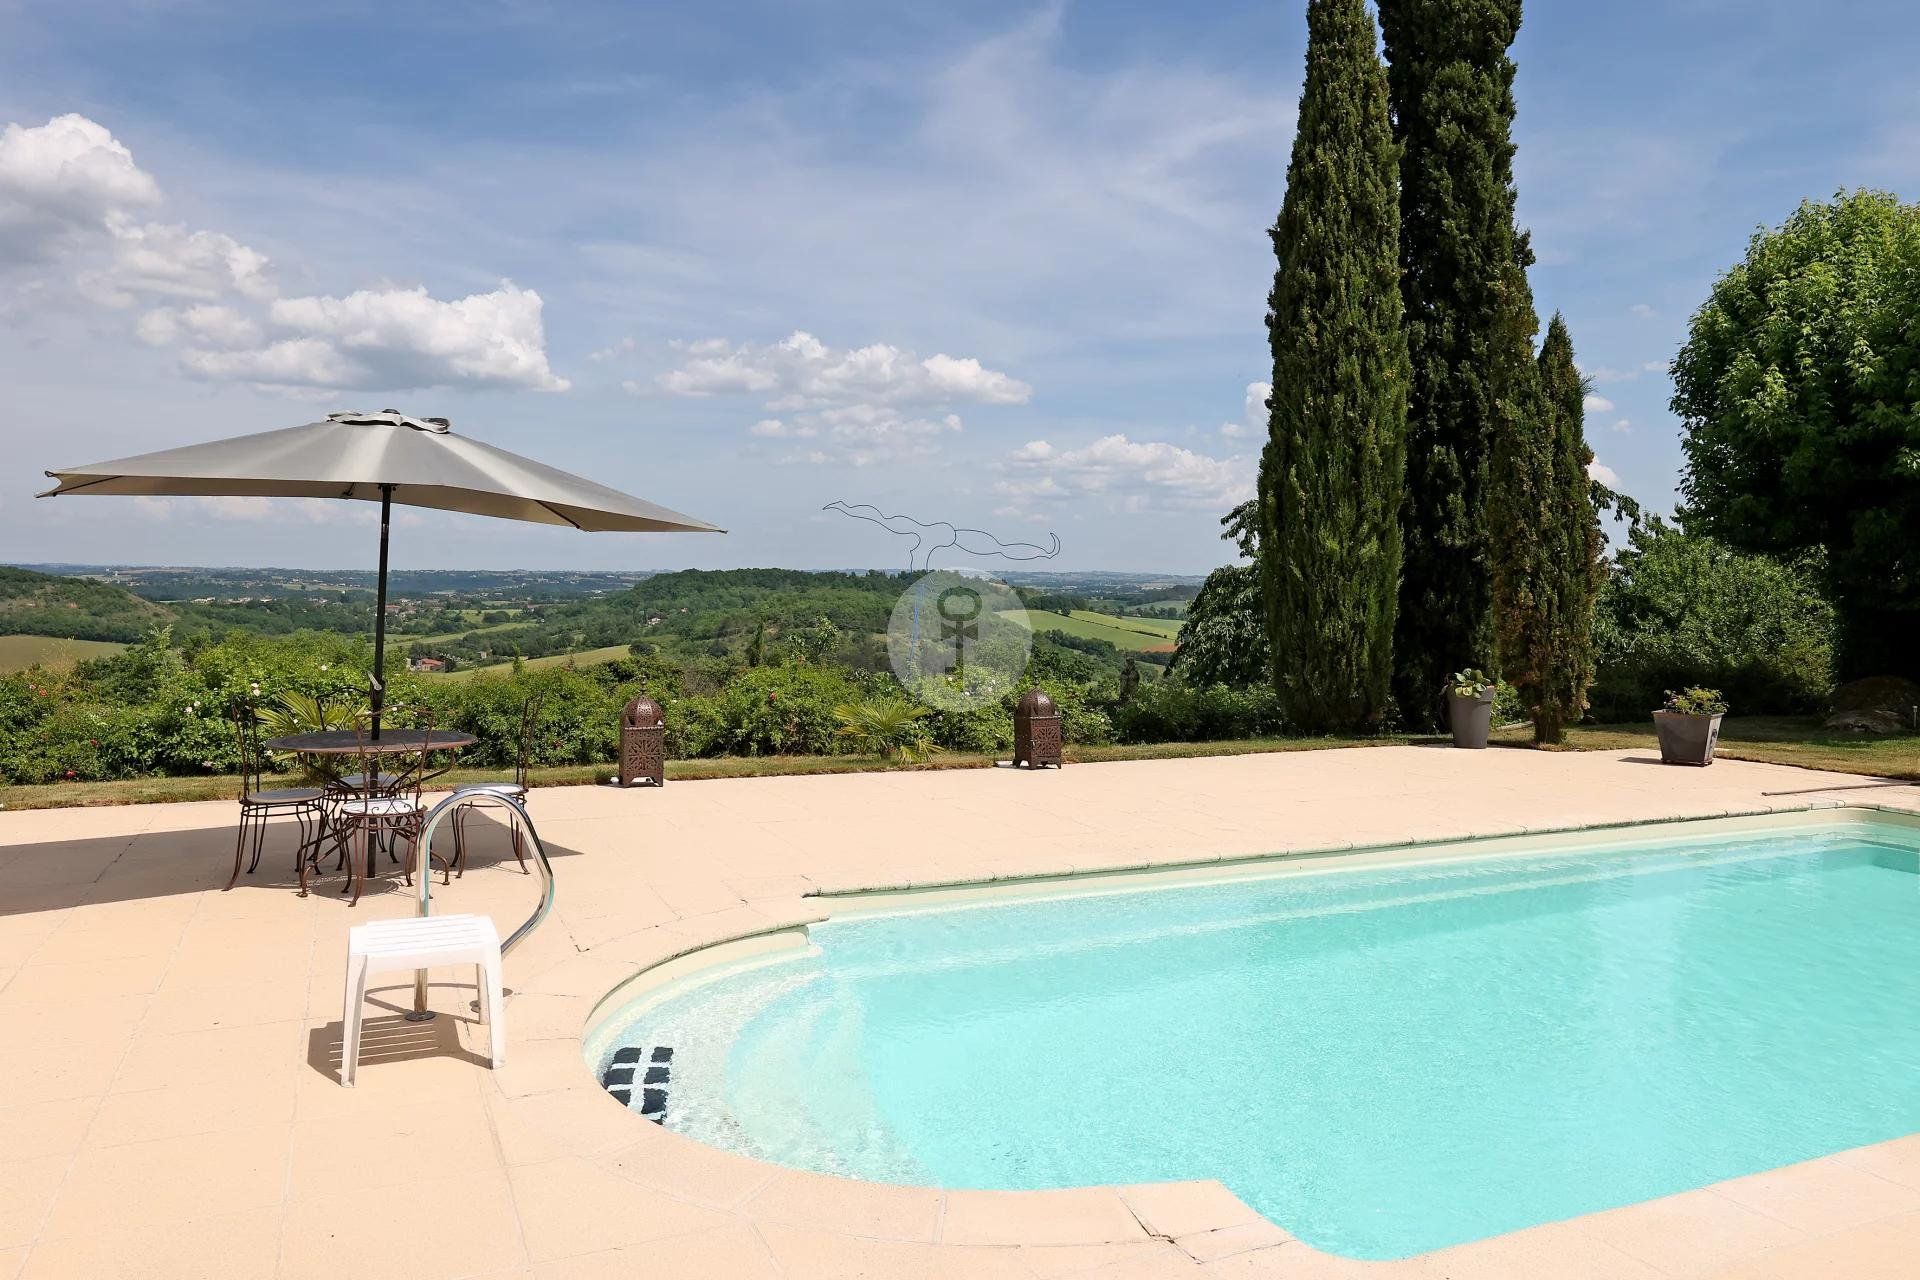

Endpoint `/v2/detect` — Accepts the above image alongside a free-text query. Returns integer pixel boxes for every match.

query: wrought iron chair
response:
[446,694,542,879]
[331,709,436,906]
[227,705,326,894]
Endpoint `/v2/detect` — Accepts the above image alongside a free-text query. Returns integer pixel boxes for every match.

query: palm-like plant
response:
[255,691,368,740]
[834,698,932,762]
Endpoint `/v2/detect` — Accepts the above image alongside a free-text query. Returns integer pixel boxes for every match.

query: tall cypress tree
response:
[1257,0,1408,733]
[1494,313,1603,742]
[1378,0,1531,728]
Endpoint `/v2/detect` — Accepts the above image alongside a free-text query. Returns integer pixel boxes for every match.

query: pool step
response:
[601,1044,673,1122]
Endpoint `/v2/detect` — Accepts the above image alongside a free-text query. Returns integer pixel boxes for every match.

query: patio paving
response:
[1,745,1917,1279]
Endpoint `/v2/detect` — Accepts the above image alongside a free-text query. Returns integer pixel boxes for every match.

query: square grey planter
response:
[1448,690,1495,749]
[1653,710,1723,766]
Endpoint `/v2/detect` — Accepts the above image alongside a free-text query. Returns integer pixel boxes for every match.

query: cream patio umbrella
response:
[41,409,723,735]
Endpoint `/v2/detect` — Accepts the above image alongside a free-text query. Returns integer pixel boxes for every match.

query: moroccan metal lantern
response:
[1012,687,1062,769]
[620,695,667,788]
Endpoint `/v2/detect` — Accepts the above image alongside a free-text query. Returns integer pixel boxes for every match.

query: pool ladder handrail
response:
[408,785,555,1018]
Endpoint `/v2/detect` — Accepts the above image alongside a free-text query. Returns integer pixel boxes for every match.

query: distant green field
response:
[0,634,127,673]
[432,644,632,680]
[1015,609,1182,652]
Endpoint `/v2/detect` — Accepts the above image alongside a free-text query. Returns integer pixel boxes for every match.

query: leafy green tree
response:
[1378,0,1533,727]
[1491,314,1604,741]
[1257,0,1408,733]
[1589,518,1836,719]
[1172,502,1268,689]
[1673,189,1920,679]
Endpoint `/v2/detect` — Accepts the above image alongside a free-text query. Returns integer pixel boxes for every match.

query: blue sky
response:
[2,0,1915,576]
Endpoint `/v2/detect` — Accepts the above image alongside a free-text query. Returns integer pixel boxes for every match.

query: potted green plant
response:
[1654,687,1727,766]
[1448,669,1496,749]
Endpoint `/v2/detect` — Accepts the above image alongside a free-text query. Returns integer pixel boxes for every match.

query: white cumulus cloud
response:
[1219,381,1269,439]
[1584,393,1616,414]
[657,330,1030,408]
[0,111,569,395]
[997,434,1252,512]
[257,282,569,392]
[82,217,275,306]
[1588,458,1622,488]
[653,329,1021,464]
[0,114,161,262]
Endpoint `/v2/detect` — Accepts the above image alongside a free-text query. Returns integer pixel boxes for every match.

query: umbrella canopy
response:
[40,410,723,732]
[40,409,723,533]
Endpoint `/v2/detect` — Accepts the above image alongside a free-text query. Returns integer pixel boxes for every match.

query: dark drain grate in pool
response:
[602,1046,672,1122]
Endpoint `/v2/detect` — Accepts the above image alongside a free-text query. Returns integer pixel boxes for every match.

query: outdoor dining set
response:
[226,695,541,905]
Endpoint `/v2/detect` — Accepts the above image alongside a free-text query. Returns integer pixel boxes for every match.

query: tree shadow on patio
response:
[0,815,589,920]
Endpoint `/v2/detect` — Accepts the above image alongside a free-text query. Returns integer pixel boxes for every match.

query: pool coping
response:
[535,800,1920,1273]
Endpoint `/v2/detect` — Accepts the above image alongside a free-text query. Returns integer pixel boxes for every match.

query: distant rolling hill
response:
[0,566,174,644]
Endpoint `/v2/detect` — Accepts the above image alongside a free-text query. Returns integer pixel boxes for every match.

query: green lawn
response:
[431,644,635,680]
[0,634,127,673]
[11,715,1915,811]
[1494,716,1920,781]
[1014,609,1182,652]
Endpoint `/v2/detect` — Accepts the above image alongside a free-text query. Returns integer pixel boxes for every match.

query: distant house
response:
[410,657,447,673]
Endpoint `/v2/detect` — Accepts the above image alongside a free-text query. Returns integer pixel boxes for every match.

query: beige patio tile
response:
[0,1028,126,1106]
[487,1086,641,1167]
[278,1171,524,1280]
[1022,1242,1195,1277]
[110,1017,306,1093]
[0,1157,66,1250]
[287,1096,496,1199]
[40,1125,292,1239]
[943,1188,1150,1247]
[84,1076,295,1149]
[503,992,595,1041]
[745,1168,943,1241]
[1834,1134,1920,1190]
[1403,1220,1671,1279]
[506,1156,731,1262]
[1570,1187,1804,1276]
[490,1033,596,1099]
[23,918,184,966]
[0,1247,21,1280]
[1197,1242,1385,1278]
[1712,1155,1920,1234]
[1119,1181,1269,1242]
[17,1206,280,1280]
[0,1097,97,1164]
[1701,1209,1920,1280]
[139,976,314,1033]
[1176,1222,1296,1265]
[604,1124,782,1208]
[757,1221,1037,1280]
[1,955,164,1003]
[526,1223,780,1278]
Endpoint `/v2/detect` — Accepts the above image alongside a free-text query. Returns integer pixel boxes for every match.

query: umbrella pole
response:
[370,484,393,740]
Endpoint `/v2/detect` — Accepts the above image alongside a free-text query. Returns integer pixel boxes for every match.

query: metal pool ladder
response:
[406,785,556,1020]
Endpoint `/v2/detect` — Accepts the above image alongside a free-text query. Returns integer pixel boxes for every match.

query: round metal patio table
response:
[260,729,479,758]
[262,729,478,899]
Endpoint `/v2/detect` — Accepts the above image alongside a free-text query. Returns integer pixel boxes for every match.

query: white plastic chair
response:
[341,913,503,1086]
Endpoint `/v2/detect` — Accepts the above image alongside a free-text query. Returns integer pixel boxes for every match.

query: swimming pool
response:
[588,813,1920,1260]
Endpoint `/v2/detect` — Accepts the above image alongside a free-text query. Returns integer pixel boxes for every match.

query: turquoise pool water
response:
[594,819,1920,1259]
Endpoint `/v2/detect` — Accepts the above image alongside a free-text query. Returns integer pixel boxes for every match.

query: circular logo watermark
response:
[887,570,1033,713]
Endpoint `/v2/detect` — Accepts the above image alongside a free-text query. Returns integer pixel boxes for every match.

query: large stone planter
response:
[1448,690,1495,749]
[1654,710,1722,766]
